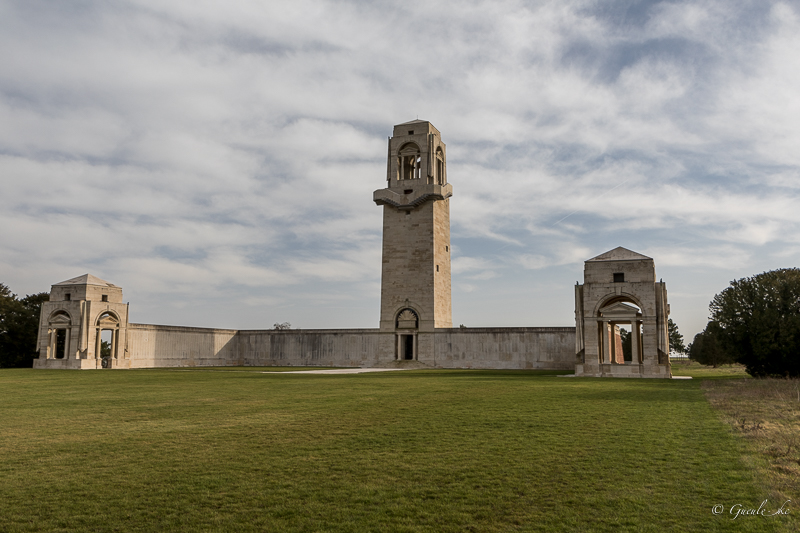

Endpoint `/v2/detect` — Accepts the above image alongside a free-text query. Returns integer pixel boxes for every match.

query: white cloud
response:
[1,0,799,337]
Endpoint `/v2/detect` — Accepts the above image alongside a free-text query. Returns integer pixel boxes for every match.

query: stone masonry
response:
[373,120,453,361]
[32,120,675,377]
[574,247,671,378]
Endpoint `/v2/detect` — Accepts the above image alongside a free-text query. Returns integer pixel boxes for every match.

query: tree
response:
[273,322,291,330]
[709,268,800,377]
[688,321,734,368]
[668,318,685,355]
[619,327,632,361]
[0,284,49,368]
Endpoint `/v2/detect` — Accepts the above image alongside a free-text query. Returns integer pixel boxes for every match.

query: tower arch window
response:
[398,143,421,181]
[435,147,445,185]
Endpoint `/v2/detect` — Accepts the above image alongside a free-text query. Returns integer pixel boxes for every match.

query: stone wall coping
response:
[436,327,575,333]
[129,324,575,335]
[129,323,238,334]
[238,328,382,334]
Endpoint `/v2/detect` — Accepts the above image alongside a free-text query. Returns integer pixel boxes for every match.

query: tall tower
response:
[374,120,452,361]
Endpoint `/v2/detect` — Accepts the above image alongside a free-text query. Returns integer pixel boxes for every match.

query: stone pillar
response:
[48,329,55,358]
[111,328,117,359]
[632,321,641,364]
[64,328,71,359]
[641,320,658,366]
[601,321,610,363]
[95,329,102,359]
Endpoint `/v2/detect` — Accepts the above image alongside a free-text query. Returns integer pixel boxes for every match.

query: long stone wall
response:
[237,329,392,367]
[429,328,576,370]
[120,324,576,370]
[127,323,240,368]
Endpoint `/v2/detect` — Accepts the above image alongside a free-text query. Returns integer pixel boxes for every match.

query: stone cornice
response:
[373,183,453,210]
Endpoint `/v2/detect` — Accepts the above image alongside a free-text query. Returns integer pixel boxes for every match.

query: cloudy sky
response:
[2,0,799,341]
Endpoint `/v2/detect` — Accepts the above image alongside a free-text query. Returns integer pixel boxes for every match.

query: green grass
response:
[0,368,792,532]
[670,360,751,379]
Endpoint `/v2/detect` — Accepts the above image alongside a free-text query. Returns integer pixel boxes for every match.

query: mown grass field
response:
[0,367,794,532]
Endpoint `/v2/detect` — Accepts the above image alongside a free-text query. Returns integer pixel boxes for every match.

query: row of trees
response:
[689,268,800,377]
[0,284,49,368]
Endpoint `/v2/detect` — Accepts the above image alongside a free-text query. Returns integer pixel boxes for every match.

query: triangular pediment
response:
[397,119,428,126]
[599,302,641,317]
[53,274,118,288]
[587,247,651,262]
[398,143,421,154]
[49,313,72,325]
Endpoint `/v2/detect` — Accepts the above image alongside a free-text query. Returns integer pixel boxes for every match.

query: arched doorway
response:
[596,298,643,365]
[395,308,418,360]
[95,311,120,367]
[47,311,72,359]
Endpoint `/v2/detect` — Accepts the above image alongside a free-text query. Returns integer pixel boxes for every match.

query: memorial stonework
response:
[574,247,671,378]
[374,120,453,362]
[33,120,671,376]
[34,274,129,369]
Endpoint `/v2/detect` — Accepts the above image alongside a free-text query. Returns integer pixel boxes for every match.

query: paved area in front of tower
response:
[261,368,409,375]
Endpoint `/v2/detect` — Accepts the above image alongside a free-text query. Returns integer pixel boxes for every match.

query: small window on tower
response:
[613,273,625,283]
[445,246,449,252]
[408,130,414,135]
[436,265,439,272]
[65,293,71,301]
[102,295,108,302]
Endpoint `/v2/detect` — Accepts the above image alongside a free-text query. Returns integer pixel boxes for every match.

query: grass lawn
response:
[0,368,793,532]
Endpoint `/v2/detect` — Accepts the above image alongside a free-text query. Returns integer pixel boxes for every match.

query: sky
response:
[2,0,800,342]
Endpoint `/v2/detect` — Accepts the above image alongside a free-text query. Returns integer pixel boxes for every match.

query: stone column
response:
[64,328,71,359]
[601,320,610,364]
[111,328,117,359]
[95,328,102,359]
[631,321,641,364]
[396,335,401,360]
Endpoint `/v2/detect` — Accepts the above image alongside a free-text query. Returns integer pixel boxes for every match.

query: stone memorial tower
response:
[373,120,453,362]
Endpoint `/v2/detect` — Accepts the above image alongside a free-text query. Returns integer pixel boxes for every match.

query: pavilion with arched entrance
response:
[574,247,671,378]
[34,274,130,369]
